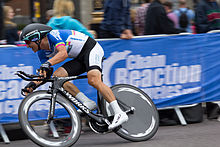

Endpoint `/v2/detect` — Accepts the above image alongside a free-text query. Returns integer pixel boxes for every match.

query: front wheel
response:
[18,90,81,147]
[101,84,159,142]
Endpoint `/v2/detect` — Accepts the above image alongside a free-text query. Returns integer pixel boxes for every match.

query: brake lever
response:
[15,71,28,79]
[23,71,43,78]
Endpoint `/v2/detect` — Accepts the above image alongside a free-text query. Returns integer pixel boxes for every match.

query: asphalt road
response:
[0,118,220,147]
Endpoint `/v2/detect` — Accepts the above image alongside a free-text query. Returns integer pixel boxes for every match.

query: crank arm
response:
[125,106,135,114]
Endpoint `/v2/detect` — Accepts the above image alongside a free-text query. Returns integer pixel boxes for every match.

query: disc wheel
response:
[101,84,159,142]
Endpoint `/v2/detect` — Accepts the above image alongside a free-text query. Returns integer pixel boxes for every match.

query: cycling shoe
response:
[108,112,128,130]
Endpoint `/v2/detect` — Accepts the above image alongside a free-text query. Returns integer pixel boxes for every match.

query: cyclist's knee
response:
[88,77,98,87]
[87,69,102,87]
[88,75,102,88]
[53,67,68,77]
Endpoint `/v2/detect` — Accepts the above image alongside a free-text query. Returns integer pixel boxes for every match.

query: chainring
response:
[88,119,109,134]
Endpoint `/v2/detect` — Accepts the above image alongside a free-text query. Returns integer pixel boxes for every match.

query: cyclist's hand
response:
[21,82,37,96]
[39,61,53,78]
[22,88,33,96]
[120,29,133,40]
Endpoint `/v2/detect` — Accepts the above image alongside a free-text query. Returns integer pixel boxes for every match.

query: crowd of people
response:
[100,0,220,38]
[1,0,220,42]
[0,0,220,125]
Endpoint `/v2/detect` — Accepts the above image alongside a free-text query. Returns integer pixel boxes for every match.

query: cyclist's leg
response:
[85,41,128,129]
[56,59,97,110]
[53,67,80,96]
[87,69,128,129]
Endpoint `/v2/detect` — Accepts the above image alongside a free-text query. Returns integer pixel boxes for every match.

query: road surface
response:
[0,118,220,147]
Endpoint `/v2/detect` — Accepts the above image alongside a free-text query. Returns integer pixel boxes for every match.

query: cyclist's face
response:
[26,41,39,53]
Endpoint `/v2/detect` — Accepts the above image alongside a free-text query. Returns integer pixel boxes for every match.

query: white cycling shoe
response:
[77,100,97,113]
[108,112,128,130]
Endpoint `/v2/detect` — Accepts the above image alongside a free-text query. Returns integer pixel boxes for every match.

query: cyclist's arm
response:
[47,45,68,65]
[46,30,69,65]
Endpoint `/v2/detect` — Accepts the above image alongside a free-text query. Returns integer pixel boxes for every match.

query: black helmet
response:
[20,23,52,42]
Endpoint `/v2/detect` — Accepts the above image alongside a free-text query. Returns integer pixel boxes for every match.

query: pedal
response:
[103,118,111,125]
[125,106,135,114]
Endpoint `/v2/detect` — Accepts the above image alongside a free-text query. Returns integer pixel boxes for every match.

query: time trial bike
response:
[16,71,159,147]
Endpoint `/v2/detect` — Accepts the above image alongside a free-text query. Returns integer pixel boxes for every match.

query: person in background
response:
[135,0,152,36]
[144,0,183,125]
[174,0,195,33]
[45,9,54,23]
[163,1,179,28]
[144,0,182,35]
[130,8,137,36]
[47,0,93,38]
[195,0,220,33]
[99,0,133,39]
[0,1,4,41]
[195,0,220,119]
[3,6,19,45]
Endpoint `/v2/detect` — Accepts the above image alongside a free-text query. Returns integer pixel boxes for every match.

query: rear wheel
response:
[18,90,81,147]
[101,84,159,142]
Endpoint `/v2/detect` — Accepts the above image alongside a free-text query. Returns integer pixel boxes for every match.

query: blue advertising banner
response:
[0,33,220,123]
[99,33,220,108]
[0,47,96,123]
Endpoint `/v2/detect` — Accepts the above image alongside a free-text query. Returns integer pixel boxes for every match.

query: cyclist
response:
[19,23,128,130]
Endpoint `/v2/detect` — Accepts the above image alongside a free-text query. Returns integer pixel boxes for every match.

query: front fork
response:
[47,89,57,124]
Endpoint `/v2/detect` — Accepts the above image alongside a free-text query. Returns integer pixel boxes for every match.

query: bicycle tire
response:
[18,90,81,147]
[101,84,159,142]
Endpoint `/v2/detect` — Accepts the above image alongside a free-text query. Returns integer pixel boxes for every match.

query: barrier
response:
[1,33,220,142]
[99,33,220,108]
[98,32,220,125]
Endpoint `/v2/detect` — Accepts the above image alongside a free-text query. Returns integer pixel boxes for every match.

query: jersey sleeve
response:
[47,30,66,49]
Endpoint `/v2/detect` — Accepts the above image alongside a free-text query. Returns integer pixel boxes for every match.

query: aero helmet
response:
[20,23,52,44]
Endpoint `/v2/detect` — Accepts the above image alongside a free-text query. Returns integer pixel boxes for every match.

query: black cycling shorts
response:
[61,37,104,76]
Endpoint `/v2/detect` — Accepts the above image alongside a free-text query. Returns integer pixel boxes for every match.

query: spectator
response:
[163,1,179,28]
[144,0,182,35]
[195,0,220,120]
[47,0,93,38]
[195,0,220,33]
[144,0,184,126]
[0,1,4,41]
[3,6,19,45]
[135,0,152,35]
[99,0,133,39]
[130,8,137,36]
[174,0,195,33]
[45,9,54,23]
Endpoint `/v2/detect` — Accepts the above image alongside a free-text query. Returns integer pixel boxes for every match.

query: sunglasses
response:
[24,40,31,44]
[23,33,41,44]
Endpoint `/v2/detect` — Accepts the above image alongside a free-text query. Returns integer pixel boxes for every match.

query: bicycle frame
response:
[16,71,134,126]
[51,76,110,125]
[16,71,111,124]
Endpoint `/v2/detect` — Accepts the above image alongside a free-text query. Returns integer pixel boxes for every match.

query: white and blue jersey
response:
[38,29,104,75]
[37,30,89,64]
